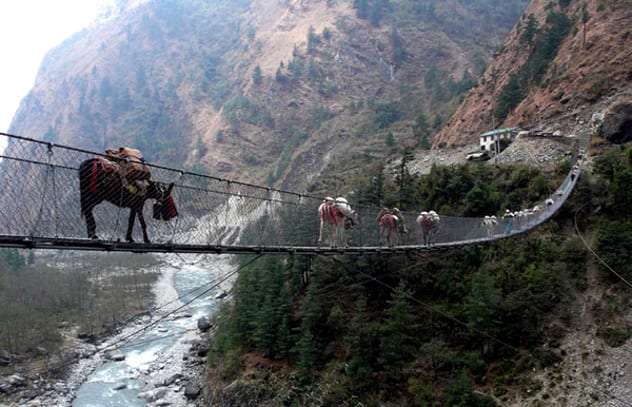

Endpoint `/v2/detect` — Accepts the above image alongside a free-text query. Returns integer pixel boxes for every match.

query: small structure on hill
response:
[479,128,518,153]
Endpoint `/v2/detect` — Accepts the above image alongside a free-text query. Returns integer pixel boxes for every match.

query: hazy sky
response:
[0,0,112,135]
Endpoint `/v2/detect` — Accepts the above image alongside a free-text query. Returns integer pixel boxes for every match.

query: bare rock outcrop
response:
[434,0,632,147]
[599,100,632,144]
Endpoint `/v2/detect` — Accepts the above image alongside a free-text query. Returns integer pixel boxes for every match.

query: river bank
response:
[1,253,234,407]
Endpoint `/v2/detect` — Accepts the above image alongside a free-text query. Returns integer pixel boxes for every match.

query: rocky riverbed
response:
[0,254,235,407]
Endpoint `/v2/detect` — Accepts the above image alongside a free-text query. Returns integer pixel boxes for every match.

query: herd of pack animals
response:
[77,147,582,248]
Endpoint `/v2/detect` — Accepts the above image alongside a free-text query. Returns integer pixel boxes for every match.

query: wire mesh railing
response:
[0,132,582,253]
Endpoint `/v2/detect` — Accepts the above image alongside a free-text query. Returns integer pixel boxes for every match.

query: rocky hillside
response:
[434,0,632,147]
[8,0,529,189]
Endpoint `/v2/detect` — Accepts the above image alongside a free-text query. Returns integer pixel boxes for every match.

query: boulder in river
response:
[106,351,126,362]
[189,340,209,357]
[0,381,11,393]
[197,317,212,332]
[139,387,168,402]
[113,383,127,391]
[184,383,200,400]
[53,382,68,394]
[0,350,12,365]
[160,373,182,387]
[8,374,26,387]
[197,344,209,357]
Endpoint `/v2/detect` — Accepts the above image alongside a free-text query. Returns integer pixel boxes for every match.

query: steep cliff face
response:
[8,0,528,188]
[9,0,249,165]
[434,0,632,147]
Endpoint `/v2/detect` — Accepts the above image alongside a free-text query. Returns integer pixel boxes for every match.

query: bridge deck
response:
[0,132,583,255]
[0,233,524,255]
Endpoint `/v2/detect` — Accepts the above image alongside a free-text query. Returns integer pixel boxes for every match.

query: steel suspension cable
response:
[330,257,632,407]
[573,204,632,359]
[98,254,262,354]
[574,204,632,290]
[13,254,262,379]
[0,131,583,253]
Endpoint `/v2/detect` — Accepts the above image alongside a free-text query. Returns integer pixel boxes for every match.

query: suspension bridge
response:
[0,132,582,255]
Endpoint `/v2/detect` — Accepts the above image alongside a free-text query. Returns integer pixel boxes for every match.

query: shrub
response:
[223,95,274,128]
[596,221,632,282]
[322,27,332,40]
[310,106,335,129]
[373,101,402,128]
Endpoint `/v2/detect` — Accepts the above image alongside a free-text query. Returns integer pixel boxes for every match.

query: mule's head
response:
[344,210,358,229]
[149,182,178,221]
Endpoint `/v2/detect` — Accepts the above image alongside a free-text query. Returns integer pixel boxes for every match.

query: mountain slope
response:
[8,0,528,188]
[434,0,632,147]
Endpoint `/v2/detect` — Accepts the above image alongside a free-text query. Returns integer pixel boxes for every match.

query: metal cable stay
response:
[0,132,583,255]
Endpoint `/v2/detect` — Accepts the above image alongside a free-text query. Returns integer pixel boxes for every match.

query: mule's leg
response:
[338,226,345,248]
[84,207,98,239]
[331,225,337,248]
[126,209,136,243]
[137,209,150,244]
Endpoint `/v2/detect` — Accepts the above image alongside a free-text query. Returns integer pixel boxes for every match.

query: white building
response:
[480,128,518,152]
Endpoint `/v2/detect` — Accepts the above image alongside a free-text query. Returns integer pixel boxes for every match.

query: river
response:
[69,254,234,407]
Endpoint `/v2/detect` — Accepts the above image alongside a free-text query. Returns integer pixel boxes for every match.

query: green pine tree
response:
[322,27,332,41]
[288,58,304,81]
[354,0,369,19]
[495,73,524,120]
[252,260,282,354]
[414,111,430,146]
[398,148,416,209]
[463,271,501,353]
[252,65,263,85]
[381,283,419,374]
[307,26,320,54]
[391,27,405,64]
[232,261,263,345]
[295,281,321,373]
[385,131,396,147]
[345,295,376,388]
[419,135,431,150]
[520,15,538,45]
[275,65,288,84]
[307,59,320,82]
[275,283,294,358]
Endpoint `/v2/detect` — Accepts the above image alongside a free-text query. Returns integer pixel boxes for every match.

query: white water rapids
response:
[69,254,233,407]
